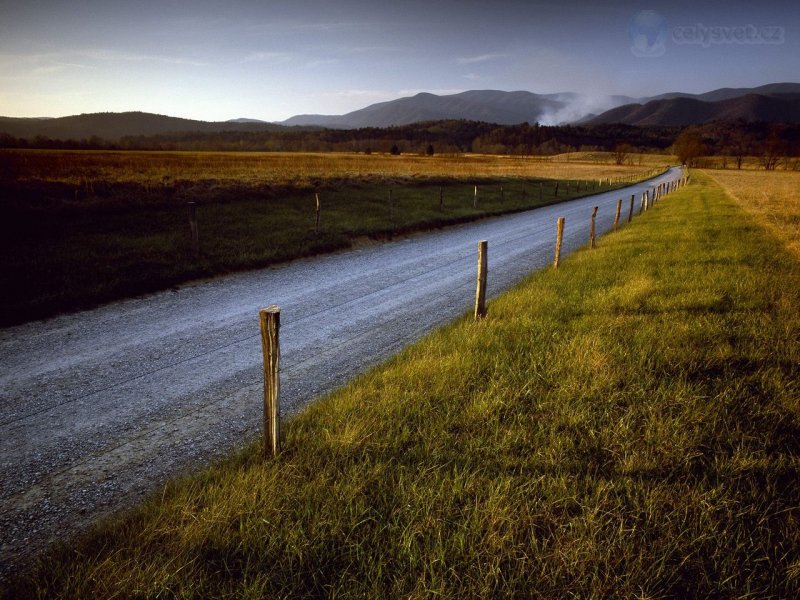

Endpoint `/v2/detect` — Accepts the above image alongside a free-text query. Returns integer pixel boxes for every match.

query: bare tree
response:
[673,128,707,167]
[612,143,635,166]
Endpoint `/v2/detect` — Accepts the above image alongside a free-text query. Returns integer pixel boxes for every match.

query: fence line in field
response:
[259,171,686,455]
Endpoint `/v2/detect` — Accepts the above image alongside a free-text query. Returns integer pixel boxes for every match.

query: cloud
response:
[76,49,207,67]
[241,52,294,64]
[305,58,340,69]
[456,53,510,65]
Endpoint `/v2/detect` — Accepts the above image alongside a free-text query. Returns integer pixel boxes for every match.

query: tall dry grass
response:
[2,149,670,187]
[705,169,800,258]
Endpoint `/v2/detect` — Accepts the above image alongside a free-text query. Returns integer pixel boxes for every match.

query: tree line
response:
[1,119,797,167]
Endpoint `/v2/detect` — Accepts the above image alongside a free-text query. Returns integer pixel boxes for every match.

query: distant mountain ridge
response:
[279,84,800,129]
[588,90,800,127]
[1,83,798,140]
[279,90,635,128]
[0,111,284,141]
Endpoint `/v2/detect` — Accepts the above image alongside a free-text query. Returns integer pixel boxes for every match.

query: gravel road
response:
[0,168,682,577]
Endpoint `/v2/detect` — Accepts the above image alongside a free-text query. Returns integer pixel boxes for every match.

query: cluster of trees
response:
[1,119,797,168]
[0,120,678,155]
[672,121,799,169]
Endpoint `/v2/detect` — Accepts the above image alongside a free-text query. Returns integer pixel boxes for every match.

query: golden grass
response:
[704,169,800,259]
[3,149,671,187]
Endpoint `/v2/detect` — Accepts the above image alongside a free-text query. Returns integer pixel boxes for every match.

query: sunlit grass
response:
[1,149,670,187]
[705,168,800,259]
[6,171,799,599]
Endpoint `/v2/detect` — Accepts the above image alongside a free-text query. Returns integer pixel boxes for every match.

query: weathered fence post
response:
[590,206,598,249]
[259,306,281,459]
[314,193,321,235]
[554,182,559,197]
[474,240,488,320]
[389,188,394,232]
[645,191,650,211]
[628,194,635,223]
[613,198,622,230]
[640,192,646,213]
[473,185,478,208]
[554,217,565,269]
[187,201,199,257]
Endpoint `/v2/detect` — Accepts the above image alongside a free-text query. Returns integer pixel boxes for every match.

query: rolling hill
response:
[588,93,800,127]
[1,83,798,141]
[0,112,285,141]
[280,90,635,128]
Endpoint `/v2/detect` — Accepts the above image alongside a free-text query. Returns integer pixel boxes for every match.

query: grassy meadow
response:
[705,169,800,258]
[2,149,667,187]
[0,150,667,326]
[6,170,799,599]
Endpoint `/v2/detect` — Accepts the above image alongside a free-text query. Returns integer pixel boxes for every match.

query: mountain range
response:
[1,83,798,141]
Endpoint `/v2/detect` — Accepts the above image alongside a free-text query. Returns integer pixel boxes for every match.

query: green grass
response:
[5,171,799,599]
[0,176,626,326]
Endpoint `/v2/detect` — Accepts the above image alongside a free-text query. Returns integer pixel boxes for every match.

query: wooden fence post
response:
[187,202,199,257]
[473,185,478,208]
[554,182,559,197]
[474,240,488,320]
[590,206,598,249]
[554,217,565,269]
[640,192,646,213]
[389,188,394,231]
[613,198,622,230]
[259,306,281,459]
[315,193,321,235]
[628,194,635,223]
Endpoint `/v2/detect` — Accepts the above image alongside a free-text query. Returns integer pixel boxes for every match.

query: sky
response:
[0,0,798,121]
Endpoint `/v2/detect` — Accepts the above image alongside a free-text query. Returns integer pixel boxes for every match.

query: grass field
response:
[6,171,798,599]
[0,151,668,326]
[1,149,668,187]
[705,169,800,258]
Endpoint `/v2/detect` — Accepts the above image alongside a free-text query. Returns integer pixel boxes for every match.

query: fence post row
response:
[554,217,565,269]
[474,240,488,320]
[259,306,281,459]
[254,172,692,456]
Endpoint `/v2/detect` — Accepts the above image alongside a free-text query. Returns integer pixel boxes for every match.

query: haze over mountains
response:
[1,83,798,141]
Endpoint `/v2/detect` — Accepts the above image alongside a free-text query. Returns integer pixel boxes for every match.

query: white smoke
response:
[537,93,635,126]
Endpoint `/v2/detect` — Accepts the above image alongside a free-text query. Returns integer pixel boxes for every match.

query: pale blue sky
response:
[0,0,797,120]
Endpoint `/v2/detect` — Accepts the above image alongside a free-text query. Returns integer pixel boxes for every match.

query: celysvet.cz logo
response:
[629,10,668,57]
[672,24,784,47]
[629,10,785,57]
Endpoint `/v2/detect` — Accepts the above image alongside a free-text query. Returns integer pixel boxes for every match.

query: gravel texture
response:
[0,168,681,577]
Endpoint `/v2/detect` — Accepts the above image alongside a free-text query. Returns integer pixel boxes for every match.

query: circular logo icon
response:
[629,10,667,57]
